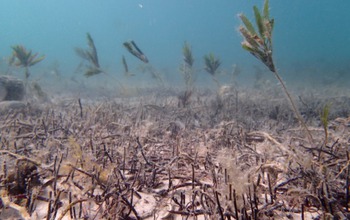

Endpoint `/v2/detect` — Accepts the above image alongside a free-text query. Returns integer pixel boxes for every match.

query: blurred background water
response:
[1,0,350,90]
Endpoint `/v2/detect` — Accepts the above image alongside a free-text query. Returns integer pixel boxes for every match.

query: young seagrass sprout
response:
[238,0,313,144]
[10,45,45,87]
[180,41,195,90]
[183,41,194,68]
[320,104,330,145]
[75,33,103,77]
[204,53,221,87]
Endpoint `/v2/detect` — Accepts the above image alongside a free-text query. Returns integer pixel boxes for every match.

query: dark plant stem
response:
[47,191,52,220]
[346,151,350,211]
[3,161,7,190]
[69,192,73,219]
[272,69,313,145]
[212,76,220,88]
[78,98,83,118]
[248,187,255,219]
[192,164,195,190]
[301,203,304,220]
[215,191,224,220]
[233,189,239,219]
[24,67,30,92]
[168,169,172,190]
[136,137,151,165]
[267,173,274,204]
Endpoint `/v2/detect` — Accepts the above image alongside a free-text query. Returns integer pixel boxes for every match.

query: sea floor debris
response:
[1,87,350,219]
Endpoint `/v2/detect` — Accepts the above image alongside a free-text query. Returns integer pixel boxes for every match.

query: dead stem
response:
[136,137,152,165]
[78,98,83,118]
[57,199,89,220]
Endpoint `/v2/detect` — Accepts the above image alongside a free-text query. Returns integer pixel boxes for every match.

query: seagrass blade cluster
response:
[75,33,102,77]
[10,45,45,68]
[10,45,45,83]
[180,42,196,90]
[123,40,149,63]
[238,0,314,144]
[239,0,275,72]
[204,53,221,76]
[183,41,194,68]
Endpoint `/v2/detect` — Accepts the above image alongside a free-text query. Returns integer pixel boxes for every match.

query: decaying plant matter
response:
[75,33,103,77]
[10,45,45,86]
[0,86,350,219]
[238,0,313,144]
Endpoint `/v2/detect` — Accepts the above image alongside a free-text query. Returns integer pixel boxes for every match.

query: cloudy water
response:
[1,0,350,90]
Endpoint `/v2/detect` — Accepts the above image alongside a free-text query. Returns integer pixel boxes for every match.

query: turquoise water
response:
[1,0,350,87]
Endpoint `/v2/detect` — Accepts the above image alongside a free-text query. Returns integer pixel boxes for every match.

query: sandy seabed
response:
[1,85,350,220]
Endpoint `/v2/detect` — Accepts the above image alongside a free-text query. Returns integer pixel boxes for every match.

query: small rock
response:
[0,75,25,101]
[0,101,26,112]
[134,192,157,218]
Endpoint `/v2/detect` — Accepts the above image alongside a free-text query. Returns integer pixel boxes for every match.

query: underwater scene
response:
[1,0,350,219]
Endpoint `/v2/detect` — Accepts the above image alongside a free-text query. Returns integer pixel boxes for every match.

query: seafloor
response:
[1,83,350,219]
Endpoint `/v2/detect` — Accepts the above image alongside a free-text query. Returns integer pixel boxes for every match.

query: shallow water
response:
[2,2,350,219]
[1,0,350,91]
